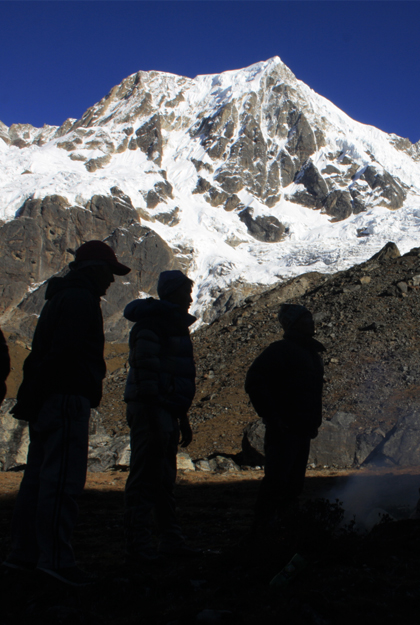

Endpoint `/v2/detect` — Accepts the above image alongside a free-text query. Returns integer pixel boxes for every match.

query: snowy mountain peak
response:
[1,58,420,337]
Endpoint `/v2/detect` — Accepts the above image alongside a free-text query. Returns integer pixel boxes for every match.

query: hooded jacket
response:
[124,298,196,415]
[245,330,325,437]
[12,270,106,420]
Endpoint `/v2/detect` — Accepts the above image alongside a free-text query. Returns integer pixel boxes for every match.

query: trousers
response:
[124,402,183,549]
[255,421,311,522]
[9,394,91,569]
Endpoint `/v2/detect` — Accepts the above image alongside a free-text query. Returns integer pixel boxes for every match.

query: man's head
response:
[157,270,193,312]
[278,304,314,337]
[70,241,131,296]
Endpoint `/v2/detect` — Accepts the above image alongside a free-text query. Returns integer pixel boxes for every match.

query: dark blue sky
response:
[1,1,419,143]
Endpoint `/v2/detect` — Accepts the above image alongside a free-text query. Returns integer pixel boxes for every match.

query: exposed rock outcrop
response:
[323,190,353,221]
[238,208,285,243]
[0,193,180,342]
[361,166,407,209]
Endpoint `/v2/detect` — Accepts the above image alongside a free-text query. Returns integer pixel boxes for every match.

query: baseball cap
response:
[70,240,131,276]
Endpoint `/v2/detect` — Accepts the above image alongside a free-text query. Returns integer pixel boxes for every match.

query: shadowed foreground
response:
[1,470,420,624]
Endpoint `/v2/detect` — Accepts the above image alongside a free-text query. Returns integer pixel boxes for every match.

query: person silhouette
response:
[245,304,325,534]
[4,241,130,586]
[123,270,197,563]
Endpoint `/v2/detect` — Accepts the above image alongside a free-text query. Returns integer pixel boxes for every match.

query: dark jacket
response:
[12,270,106,421]
[245,330,325,437]
[124,298,196,416]
[0,328,10,404]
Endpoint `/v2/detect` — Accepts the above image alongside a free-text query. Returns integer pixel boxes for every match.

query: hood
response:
[124,297,196,327]
[45,270,100,300]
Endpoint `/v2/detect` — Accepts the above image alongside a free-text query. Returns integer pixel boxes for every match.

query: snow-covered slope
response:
[1,56,420,321]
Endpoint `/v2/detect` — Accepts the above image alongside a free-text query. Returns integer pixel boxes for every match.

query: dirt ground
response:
[1,468,420,625]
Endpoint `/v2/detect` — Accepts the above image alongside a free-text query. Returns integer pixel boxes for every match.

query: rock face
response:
[238,208,286,242]
[0,192,180,341]
[362,166,407,209]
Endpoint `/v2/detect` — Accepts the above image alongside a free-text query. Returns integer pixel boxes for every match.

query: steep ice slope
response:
[1,57,420,321]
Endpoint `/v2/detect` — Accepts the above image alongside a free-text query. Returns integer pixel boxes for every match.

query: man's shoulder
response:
[250,340,287,367]
[261,339,288,356]
[50,284,97,304]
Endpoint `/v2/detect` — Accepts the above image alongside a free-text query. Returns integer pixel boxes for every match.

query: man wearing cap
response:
[245,304,325,533]
[123,270,196,562]
[4,240,130,585]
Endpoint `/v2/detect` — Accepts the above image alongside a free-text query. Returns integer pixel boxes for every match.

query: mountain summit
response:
[1,57,420,337]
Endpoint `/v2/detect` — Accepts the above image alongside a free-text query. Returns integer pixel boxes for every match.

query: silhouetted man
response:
[0,328,10,405]
[245,304,325,533]
[4,241,130,586]
[123,270,196,562]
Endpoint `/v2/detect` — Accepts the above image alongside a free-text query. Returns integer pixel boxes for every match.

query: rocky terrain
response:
[99,240,420,471]
[4,241,420,472]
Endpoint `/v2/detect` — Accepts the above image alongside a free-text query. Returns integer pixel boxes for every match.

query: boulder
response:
[145,179,174,208]
[309,412,358,467]
[146,190,161,208]
[201,284,252,324]
[224,195,241,212]
[242,420,265,466]
[323,190,353,221]
[154,206,180,226]
[295,161,328,203]
[0,400,28,470]
[194,459,212,472]
[365,411,420,467]
[205,187,229,207]
[60,410,132,471]
[208,455,240,472]
[370,241,401,263]
[241,414,389,470]
[192,177,212,194]
[362,166,406,209]
[177,452,196,471]
[239,208,285,243]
